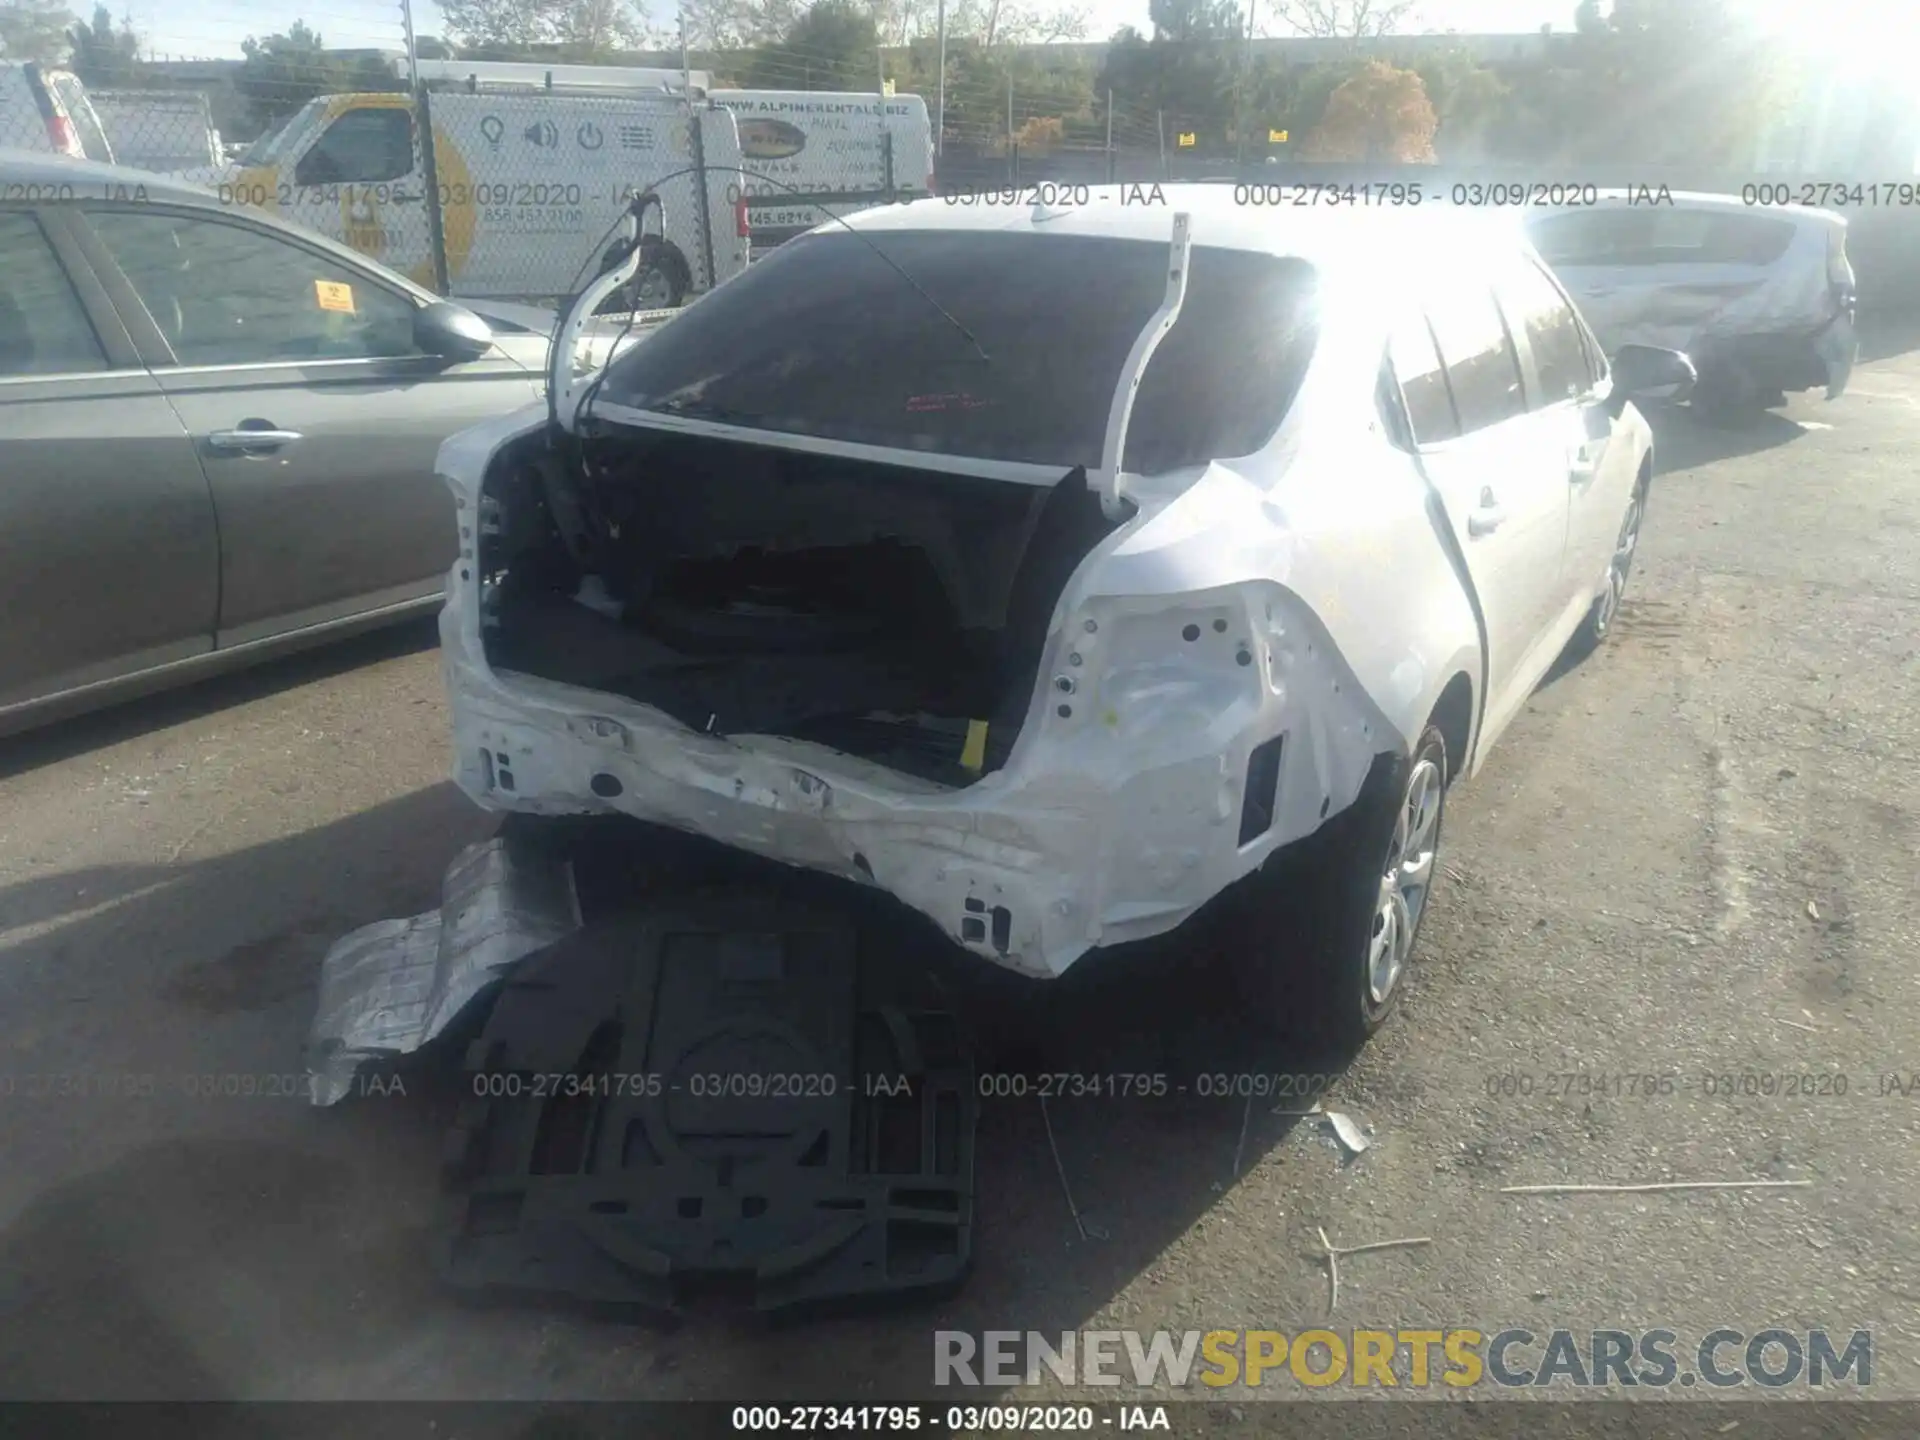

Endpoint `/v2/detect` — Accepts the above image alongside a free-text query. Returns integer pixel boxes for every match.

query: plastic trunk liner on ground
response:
[438,892,976,1315]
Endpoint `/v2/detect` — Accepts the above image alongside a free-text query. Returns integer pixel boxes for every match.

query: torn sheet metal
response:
[305,836,582,1105]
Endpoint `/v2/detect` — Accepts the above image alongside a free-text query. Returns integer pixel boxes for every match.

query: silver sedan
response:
[0,150,570,737]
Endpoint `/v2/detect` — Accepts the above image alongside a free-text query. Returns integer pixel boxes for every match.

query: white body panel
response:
[711,90,935,238]
[428,191,1654,979]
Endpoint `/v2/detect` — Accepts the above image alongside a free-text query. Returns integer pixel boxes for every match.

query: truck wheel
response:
[1222,726,1448,1053]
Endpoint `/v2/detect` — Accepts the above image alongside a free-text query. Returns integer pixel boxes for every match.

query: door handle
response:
[1468,505,1507,537]
[206,427,303,453]
[1569,444,1601,482]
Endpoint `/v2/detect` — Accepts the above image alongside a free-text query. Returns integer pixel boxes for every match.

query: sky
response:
[122,0,1920,67]
[128,0,1584,61]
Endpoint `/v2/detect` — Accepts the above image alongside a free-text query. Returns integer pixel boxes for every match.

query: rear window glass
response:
[1529,208,1797,268]
[595,230,1321,474]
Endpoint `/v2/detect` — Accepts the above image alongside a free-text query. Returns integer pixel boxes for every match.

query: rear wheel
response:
[1222,725,1448,1051]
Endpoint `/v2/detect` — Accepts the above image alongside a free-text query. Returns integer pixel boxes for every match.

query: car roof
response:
[1534,187,1845,226]
[840,181,1513,272]
[0,147,440,296]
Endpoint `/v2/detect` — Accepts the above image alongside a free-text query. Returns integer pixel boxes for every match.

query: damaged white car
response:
[1527,191,1856,416]
[354,189,1696,1080]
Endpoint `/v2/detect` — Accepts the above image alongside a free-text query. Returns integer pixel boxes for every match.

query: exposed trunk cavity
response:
[478,427,1121,786]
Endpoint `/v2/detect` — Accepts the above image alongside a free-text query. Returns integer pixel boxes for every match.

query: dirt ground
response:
[2,332,1918,1428]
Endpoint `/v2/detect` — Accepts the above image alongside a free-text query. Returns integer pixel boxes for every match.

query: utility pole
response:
[398,0,420,93]
[935,0,947,158]
[1236,0,1257,168]
[1105,88,1114,183]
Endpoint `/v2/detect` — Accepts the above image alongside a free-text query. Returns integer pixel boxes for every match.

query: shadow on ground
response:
[0,618,440,782]
[0,780,1345,1403]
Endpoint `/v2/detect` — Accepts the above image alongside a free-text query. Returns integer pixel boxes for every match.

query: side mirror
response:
[414,299,494,361]
[1609,343,1696,409]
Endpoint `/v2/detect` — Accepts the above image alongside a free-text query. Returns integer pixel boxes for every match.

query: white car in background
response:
[0,62,115,162]
[1527,191,1856,417]
[310,189,1697,1096]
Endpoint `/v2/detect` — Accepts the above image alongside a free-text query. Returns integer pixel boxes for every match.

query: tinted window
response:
[0,212,107,377]
[1389,316,1457,443]
[85,210,419,365]
[295,107,414,186]
[1529,207,1797,268]
[1497,259,1593,407]
[595,231,1322,474]
[1528,209,1643,267]
[1423,283,1524,434]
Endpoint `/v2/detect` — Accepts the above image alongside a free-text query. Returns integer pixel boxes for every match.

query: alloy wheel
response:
[1593,481,1645,639]
[1367,754,1443,1007]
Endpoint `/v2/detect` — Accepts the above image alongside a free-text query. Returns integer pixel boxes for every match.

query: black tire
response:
[593,238,690,315]
[1689,365,1765,427]
[1222,724,1449,1052]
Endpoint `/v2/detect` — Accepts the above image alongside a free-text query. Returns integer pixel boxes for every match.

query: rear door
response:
[1394,274,1569,740]
[1494,253,1639,621]
[0,206,217,710]
[1528,205,1804,355]
[72,203,537,647]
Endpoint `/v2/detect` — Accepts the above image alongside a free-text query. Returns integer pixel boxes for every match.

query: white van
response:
[216,82,749,307]
[89,88,222,174]
[711,89,935,250]
[1,62,115,162]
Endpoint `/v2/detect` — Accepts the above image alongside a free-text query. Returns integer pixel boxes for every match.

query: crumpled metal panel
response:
[304,836,582,1106]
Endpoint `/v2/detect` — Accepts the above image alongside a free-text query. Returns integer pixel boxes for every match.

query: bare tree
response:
[1265,0,1418,38]
[556,0,654,50]
[677,0,803,47]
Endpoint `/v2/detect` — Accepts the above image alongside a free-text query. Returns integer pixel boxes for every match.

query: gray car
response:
[0,149,560,738]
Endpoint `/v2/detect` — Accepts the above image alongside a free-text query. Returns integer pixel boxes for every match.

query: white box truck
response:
[215,69,749,307]
[709,89,935,251]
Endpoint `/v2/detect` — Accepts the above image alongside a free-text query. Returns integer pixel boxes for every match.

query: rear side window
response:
[0,212,107,377]
[1389,316,1457,444]
[1423,283,1525,434]
[1496,259,1593,407]
[1528,209,1641,268]
[1530,207,1797,268]
[596,231,1323,474]
[294,107,415,186]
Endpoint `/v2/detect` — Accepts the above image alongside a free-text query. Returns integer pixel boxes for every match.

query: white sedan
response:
[313,186,1696,1088]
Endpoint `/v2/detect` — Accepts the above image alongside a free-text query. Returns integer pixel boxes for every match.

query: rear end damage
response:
[441,419,1386,980]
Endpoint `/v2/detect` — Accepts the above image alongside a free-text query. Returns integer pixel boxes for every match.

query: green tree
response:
[743,0,875,90]
[236,22,399,126]
[1096,0,1245,150]
[0,0,75,61]
[1412,46,1508,161]
[67,4,140,86]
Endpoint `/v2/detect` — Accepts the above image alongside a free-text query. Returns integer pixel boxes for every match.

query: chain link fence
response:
[26,42,1920,312]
